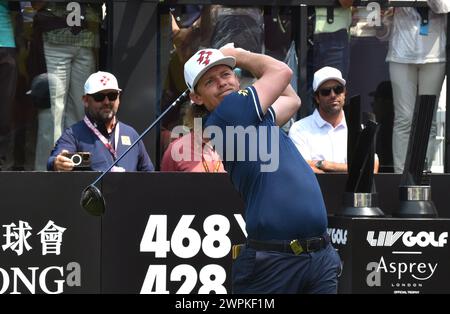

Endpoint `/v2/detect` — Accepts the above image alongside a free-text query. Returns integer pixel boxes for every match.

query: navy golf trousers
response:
[232,243,342,294]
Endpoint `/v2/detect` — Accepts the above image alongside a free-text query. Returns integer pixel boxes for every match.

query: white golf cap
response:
[184,49,236,92]
[313,66,346,92]
[84,71,122,94]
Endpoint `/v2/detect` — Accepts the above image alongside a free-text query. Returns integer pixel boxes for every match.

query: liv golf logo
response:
[366,231,448,248]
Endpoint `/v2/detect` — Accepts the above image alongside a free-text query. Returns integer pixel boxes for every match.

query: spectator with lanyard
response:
[183,46,341,293]
[47,71,154,172]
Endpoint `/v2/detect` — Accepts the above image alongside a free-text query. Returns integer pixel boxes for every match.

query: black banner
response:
[101,172,246,293]
[0,172,100,294]
[2,172,450,294]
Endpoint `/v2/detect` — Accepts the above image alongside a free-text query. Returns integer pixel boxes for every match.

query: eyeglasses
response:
[318,85,345,97]
[89,92,119,102]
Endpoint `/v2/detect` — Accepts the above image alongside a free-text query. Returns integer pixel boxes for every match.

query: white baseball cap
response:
[184,49,236,92]
[84,71,122,95]
[313,66,346,92]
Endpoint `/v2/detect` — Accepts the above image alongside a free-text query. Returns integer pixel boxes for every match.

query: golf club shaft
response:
[90,89,190,186]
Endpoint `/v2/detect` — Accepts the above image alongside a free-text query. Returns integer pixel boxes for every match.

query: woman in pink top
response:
[161,130,225,172]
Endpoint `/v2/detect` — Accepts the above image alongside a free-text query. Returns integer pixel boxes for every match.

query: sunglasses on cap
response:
[88,92,119,102]
[318,85,345,97]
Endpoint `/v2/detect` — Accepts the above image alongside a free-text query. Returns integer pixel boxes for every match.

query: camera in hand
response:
[64,152,91,170]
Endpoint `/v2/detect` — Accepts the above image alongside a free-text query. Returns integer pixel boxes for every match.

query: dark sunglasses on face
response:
[318,85,345,97]
[89,92,119,102]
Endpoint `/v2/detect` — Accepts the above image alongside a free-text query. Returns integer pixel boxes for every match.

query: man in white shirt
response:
[289,66,348,173]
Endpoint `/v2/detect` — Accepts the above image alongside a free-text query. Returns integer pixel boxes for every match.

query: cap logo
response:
[197,50,212,66]
[100,76,110,86]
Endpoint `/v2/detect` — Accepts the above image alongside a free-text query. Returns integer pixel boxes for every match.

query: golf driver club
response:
[80,89,190,216]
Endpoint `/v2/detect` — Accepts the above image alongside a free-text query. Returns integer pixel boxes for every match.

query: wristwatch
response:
[315,160,324,170]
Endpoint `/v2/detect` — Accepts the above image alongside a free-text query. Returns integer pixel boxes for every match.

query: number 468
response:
[140,215,231,258]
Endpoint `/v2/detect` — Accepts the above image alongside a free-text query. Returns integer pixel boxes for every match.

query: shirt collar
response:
[312,109,347,130]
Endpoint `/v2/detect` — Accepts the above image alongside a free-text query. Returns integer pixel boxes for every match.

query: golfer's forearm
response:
[271,84,301,126]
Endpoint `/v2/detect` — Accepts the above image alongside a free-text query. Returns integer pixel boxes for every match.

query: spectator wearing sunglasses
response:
[289,66,348,173]
[47,71,154,172]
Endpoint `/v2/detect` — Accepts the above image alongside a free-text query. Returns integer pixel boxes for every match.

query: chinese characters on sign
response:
[2,220,66,256]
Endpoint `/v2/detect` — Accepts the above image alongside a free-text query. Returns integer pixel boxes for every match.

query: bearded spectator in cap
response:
[47,71,154,172]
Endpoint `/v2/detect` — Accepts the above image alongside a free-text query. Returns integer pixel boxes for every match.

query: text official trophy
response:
[337,95,384,217]
[394,95,438,218]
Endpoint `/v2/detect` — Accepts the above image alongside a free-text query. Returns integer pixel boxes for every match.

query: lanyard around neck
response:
[83,116,120,159]
[201,141,222,173]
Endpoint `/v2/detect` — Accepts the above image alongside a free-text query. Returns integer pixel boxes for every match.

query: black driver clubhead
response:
[80,185,105,216]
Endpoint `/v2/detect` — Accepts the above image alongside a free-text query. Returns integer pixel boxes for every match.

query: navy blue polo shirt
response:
[205,86,327,240]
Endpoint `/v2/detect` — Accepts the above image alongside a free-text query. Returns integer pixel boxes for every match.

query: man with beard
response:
[47,71,154,172]
[289,66,348,173]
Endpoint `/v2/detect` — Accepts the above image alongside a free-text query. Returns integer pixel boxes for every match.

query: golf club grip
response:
[90,89,190,186]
